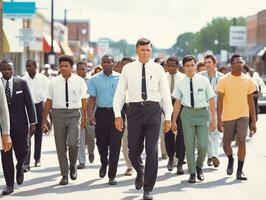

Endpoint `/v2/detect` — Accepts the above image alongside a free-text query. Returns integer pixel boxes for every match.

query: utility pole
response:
[0,0,3,60]
[232,17,237,53]
[64,9,67,25]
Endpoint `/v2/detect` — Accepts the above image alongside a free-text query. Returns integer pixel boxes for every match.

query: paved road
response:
[1,114,266,200]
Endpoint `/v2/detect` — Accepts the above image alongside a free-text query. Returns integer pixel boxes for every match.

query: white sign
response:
[19,28,35,47]
[230,26,246,47]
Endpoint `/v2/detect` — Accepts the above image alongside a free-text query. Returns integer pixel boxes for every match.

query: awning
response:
[59,42,73,56]
[245,44,266,57]
[3,19,23,53]
[42,33,61,53]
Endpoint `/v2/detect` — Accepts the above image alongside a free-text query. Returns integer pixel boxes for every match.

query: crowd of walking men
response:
[0,38,258,200]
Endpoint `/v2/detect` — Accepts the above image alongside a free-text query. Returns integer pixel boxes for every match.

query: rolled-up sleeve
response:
[0,82,10,135]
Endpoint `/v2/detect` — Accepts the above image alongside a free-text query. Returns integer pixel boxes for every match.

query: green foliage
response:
[109,39,135,57]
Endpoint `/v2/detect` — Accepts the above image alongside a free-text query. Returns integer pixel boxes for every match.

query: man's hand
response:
[29,124,36,136]
[217,121,223,133]
[89,115,96,126]
[209,119,216,132]
[171,121,177,135]
[42,119,51,135]
[115,117,123,132]
[80,117,87,129]
[250,121,257,135]
[2,135,12,152]
[163,120,171,133]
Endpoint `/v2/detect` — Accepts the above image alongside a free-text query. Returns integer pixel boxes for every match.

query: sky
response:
[16,0,266,48]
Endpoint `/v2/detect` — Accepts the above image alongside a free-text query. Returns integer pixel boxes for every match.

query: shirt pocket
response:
[71,88,81,103]
[196,88,206,101]
[148,77,158,91]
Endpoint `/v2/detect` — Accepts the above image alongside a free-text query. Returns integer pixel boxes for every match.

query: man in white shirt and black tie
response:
[22,59,49,171]
[42,56,87,185]
[113,38,173,200]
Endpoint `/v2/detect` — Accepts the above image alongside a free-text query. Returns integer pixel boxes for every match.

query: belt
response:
[97,107,113,111]
[128,101,158,106]
[182,106,206,110]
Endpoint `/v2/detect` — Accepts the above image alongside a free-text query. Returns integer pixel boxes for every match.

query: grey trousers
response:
[78,122,95,164]
[51,109,81,176]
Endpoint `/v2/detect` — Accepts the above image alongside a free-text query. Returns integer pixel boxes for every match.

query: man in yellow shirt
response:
[216,54,257,181]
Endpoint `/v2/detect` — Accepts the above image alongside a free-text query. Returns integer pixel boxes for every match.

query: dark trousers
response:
[1,126,28,187]
[95,107,123,178]
[126,102,161,192]
[164,113,185,165]
[24,102,43,165]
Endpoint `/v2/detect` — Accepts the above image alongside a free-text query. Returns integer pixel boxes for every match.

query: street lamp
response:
[48,0,56,68]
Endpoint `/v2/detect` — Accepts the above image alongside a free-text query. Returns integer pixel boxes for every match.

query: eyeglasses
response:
[232,60,245,65]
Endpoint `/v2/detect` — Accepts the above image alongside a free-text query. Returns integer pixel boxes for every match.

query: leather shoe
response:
[196,166,204,181]
[188,174,196,183]
[99,165,107,178]
[176,165,184,175]
[23,165,30,173]
[143,191,153,200]
[236,171,248,181]
[89,154,95,163]
[35,160,41,167]
[2,186,14,195]
[207,158,213,166]
[227,158,234,175]
[167,157,174,171]
[59,176,69,185]
[212,157,220,168]
[16,169,24,185]
[135,174,144,190]
[70,165,77,180]
[108,178,117,185]
[124,168,133,176]
[77,163,85,169]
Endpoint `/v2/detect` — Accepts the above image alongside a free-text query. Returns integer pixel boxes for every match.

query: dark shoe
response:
[196,166,204,181]
[143,191,153,200]
[77,163,85,169]
[176,165,184,175]
[22,165,30,173]
[35,160,41,167]
[212,157,220,168]
[161,154,167,159]
[207,158,213,166]
[59,176,68,185]
[108,178,117,185]
[135,174,144,190]
[188,174,196,183]
[89,154,95,163]
[2,186,14,195]
[227,158,234,175]
[99,165,107,178]
[167,157,174,171]
[236,171,248,181]
[70,165,77,180]
[16,169,24,185]
[124,168,133,176]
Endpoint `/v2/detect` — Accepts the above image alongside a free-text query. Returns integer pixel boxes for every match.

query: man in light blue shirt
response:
[172,55,216,184]
[88,54,123,186]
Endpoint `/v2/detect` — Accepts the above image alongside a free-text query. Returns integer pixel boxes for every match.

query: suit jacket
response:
[0,81,10,135]
[8,77,36,136]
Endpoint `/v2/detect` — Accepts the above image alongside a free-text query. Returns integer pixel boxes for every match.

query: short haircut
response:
[230,54,241,64]
[136,38,151,48]
[182,55,196,66]
[121,56,134,63]
[204,54,216,64]
[102,54,114,62]
[167,56,179,66]
[243,64,250,72]
[59,55,74,66]
[154,57,163,63]
[76,61,87,68]
[26,59,37,67]
[0,59,13,68]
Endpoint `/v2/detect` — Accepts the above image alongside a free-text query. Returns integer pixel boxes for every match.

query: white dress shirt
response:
[172,73,216,108]
[113,60,173,120]
[22,73,49,104]
[165,71,186,92]
[48,74,87,109]
[2,77,14,97]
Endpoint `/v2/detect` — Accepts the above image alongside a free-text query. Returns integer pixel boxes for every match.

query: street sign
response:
[229,26,247,47]
[3,2,36,19]
[19,28,35,47]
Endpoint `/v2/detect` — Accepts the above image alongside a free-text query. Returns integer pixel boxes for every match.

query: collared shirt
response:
[172,73,216,108]
[84,77,90,96]
[88,71,120,108]
[165,71,186,91]
[0,81,10,135]
[113,60,173,120]
[22,72,49,104]
[2,77,14,97]
[48,74,87,109]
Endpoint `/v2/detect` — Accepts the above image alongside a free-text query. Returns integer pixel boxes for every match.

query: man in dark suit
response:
[0,60,36,195]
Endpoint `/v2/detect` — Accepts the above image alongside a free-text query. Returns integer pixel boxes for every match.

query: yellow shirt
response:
[216,73,256,121]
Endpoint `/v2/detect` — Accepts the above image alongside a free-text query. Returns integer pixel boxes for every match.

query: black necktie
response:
[141,63,147,101]
[5,80,12,105]
[65,79,69,108]
[190,78,194,108]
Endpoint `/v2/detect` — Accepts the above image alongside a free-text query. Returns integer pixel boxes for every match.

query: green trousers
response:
[180,106,209,174]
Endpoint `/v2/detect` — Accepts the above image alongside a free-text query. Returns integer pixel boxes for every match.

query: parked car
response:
[258,78,266,113]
